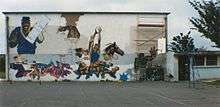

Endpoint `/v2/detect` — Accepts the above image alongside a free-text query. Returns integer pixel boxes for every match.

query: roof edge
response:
[2,11,170,15]
[174,51,220,56]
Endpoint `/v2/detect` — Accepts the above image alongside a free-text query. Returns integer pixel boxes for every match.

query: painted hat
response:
[21,16,30,22]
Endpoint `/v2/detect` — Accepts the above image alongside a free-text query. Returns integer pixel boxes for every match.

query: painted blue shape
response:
[36,63,48,69]
[119,73,129,81]
[90,51,100,63]
[9,27,38,54]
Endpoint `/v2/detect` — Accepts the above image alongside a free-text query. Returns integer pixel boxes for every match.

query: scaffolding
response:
[135,16,166,55]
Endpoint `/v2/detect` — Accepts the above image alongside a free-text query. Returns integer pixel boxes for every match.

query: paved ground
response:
[0,81,220,107]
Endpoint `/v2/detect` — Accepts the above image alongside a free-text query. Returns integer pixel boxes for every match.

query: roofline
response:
[174,51,220,56]
[2,11,170,15]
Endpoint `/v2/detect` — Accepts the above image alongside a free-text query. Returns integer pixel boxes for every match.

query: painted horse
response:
[74,61,120,79]
[102,42,125,61]
[74,27,124,79]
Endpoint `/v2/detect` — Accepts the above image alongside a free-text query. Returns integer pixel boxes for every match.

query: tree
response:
[170,31,197,53]
[189,0,220,48]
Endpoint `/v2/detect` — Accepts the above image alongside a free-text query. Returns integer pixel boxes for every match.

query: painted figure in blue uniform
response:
[8,17,44,54]
[90,44,100,63]
[90,44,101,77]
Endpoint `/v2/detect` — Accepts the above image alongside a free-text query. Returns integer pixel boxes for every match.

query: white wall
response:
[165,52,178,81]
[6,13,167,81]
[168,55,220,81]
[192,56,220,80]
[7,13,166,54]
[193,66,220,80]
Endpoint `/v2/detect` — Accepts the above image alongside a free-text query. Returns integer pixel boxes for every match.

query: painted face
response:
[21,22,30,34]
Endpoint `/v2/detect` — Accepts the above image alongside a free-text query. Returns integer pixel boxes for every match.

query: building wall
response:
[6,13,166,81]
[193,66,220,80]
[217,56,220,65]
[168,54,220,81]
[8,14,138,54]
[165,52,178,81]
[193,56,220,80]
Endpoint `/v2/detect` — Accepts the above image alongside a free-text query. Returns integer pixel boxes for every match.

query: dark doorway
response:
[178,55,189,81]
[0,54,6,79]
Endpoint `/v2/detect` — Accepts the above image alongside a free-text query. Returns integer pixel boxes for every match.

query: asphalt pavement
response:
[0,81,220,107]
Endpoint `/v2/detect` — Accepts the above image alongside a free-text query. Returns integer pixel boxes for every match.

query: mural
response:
[9,25,126,81]
[10,56,72,80]
[8,16,49,54]
[57,14,81,39]
[73,26,124,80]
[7,13,166,81]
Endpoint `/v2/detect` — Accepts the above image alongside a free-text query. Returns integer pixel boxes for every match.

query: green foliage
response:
[170,31,197,53]
[189,0,220,48]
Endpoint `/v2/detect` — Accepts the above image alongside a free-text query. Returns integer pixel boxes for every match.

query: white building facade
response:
[4,12,169,81]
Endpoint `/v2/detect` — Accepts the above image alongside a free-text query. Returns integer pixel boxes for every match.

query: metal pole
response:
[189,55,193,88]
[187,54,191,88]
[5,16,9,81]
[164,16,168,52]
[188,54,195,88]
[5,16,11,83]
[190,55,195,88]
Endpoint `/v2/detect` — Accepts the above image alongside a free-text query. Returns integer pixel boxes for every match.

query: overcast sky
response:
[0,0,219,54]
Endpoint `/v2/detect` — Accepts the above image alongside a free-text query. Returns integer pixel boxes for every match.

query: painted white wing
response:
[26,15,50,44]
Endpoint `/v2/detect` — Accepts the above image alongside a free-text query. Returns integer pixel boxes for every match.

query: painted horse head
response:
[104,42,124,57]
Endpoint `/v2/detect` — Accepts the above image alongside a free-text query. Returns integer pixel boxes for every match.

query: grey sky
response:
[0,0,219,53]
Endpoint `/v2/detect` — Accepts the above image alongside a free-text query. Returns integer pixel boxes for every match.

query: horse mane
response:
[104,43,114,52]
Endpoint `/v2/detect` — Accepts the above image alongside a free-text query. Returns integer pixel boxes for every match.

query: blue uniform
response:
[90,51,100,63]
[9,27,39,54]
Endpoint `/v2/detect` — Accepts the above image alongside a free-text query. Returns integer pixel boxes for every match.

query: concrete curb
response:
[0,78,7,81]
